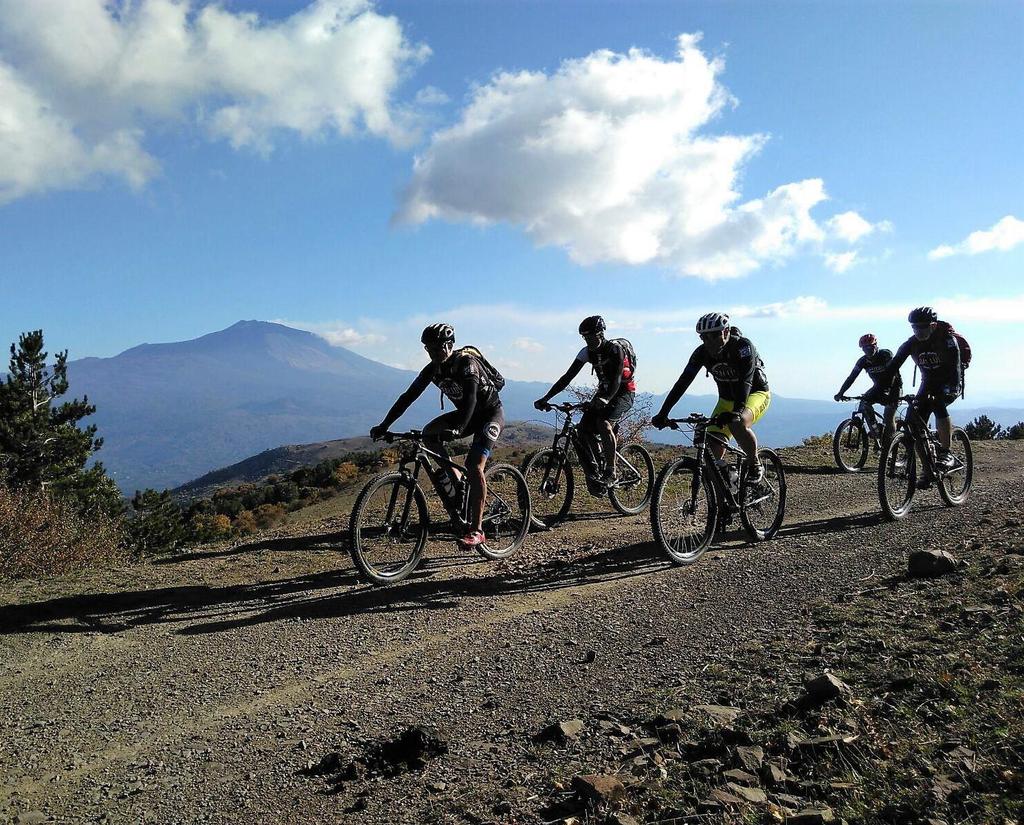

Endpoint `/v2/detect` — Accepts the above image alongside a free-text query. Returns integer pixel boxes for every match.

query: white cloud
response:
[396,34,871,280]
[317,327,386,347]
[0,0,427,203]
[275,319,386,348]
[826,211,891,243]
[928,215,1024,260]
[824,251,858,273]
[513,337,545,353]
[414,86,449,105]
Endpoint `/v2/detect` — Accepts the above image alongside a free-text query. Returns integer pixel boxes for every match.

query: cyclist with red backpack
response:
[534,315,636,492]
[651,312,771,483]
[370,323,504,547]
[833,333,902,447]
[883,306,966,484]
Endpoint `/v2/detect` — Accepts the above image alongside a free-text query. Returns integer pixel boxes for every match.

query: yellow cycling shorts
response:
[707,391,771,438]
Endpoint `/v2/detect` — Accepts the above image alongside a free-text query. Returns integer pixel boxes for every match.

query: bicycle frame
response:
[691,422,748,513]
[544,403,643,487]
[389,434,472,527]
[895,397,942,477]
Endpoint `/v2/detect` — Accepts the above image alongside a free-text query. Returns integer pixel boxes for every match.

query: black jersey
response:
[838,349,902,396]
[889,327,961,387]
[666,333,769,408]
[575,340,635,398]
[432,350,501,412]
[380,348,502,437]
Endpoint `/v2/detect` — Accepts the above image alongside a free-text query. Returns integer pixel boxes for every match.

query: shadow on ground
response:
[0,503,907,639]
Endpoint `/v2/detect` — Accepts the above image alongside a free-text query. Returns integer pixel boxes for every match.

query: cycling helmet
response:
[695,312,730,334]
[858,333,878,347]
[908,306,938,324]
[421,323,455,347]
[578,315,607,335]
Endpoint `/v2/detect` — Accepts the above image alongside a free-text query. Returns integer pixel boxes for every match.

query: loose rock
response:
[908,549,957,578]
[571,773,626,803]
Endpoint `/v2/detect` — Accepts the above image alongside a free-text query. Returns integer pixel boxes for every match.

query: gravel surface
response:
[1,440,1020,824]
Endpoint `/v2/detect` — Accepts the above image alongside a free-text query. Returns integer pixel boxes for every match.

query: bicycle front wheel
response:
[349,472,429,585]
[651,456,716,565]
[740,448,787,541]
[833,418,869,472]
[937,427,973,506]
[608,443,655,515]
[878,432,917,520]
[521,448,574,528]
[478,463,531,560]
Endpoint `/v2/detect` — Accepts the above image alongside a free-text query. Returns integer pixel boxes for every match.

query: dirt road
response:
[2,440,1021,824]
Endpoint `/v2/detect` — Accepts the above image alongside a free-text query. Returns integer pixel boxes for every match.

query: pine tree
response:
[0,330,122,515]
[963,415,1003,441]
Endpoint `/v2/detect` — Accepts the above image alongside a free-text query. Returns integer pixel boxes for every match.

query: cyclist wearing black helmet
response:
[651,312,770,482]
[883,306,961,481]
[834,333,902,446]
[534,315,636,491]
[370,323,504,547]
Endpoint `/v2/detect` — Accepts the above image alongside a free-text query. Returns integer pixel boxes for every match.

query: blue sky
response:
[1,0,1022,404]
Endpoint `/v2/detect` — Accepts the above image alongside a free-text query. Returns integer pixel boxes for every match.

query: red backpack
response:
[937,321,971,369]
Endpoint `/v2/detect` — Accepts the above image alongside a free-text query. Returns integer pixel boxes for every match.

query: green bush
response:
[127,489,185,555]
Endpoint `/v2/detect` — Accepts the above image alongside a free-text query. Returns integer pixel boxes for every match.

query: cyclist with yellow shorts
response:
[651,312,771,482]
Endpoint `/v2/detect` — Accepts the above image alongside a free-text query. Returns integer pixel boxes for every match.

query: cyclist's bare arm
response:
[539,359,586,404]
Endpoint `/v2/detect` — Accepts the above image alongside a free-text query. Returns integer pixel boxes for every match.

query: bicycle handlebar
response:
[660,414,710,430]
[544,401,590,413]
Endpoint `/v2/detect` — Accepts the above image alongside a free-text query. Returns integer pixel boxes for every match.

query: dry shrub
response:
[0,484,126,581]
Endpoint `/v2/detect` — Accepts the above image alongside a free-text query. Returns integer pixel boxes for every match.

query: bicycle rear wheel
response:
[937,427,973,506]
[521,448,574,528]
[608,443,655,515]
[651,456,716,565]
[478,463,531,560]
[740,449,787,541]
[878,432,917,520]
[349,472,428,585]
[833,418,869,472]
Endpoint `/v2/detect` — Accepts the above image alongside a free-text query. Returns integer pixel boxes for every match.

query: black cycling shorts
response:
[862,384,900,408]
[581,391,635,429]
[915,377,958,422]
[426,405,504,459]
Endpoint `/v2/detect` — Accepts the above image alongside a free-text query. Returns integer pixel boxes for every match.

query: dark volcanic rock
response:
[908,549,957,578]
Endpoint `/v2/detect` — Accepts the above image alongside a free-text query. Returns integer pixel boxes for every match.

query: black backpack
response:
[610,338,637,378]
[456,346,505,391]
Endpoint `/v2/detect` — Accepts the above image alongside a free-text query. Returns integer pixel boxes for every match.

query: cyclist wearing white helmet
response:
[371,323,504,547]
[534,315,636,492]
[651,312,771,481]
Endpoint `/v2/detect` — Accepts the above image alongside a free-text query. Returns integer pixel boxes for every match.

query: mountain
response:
[69,321,547,492]
[67,321,1024,492]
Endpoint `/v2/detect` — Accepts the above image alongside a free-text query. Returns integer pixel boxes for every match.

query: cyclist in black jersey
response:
[534,315,636,491]
[370,323,503,547]
[882,306,961,484]
[833,333,902,447]
[651,312,770,482]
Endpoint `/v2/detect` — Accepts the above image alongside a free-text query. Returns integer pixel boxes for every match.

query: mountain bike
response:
[832,395,902,472]
[349,431,531,585]
[650,414,786,565]
[521,402,654,528]
[877,395,973,520]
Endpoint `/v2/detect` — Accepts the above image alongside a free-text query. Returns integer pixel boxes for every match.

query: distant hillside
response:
[174,421,555,498]
[67,320,1024,492]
